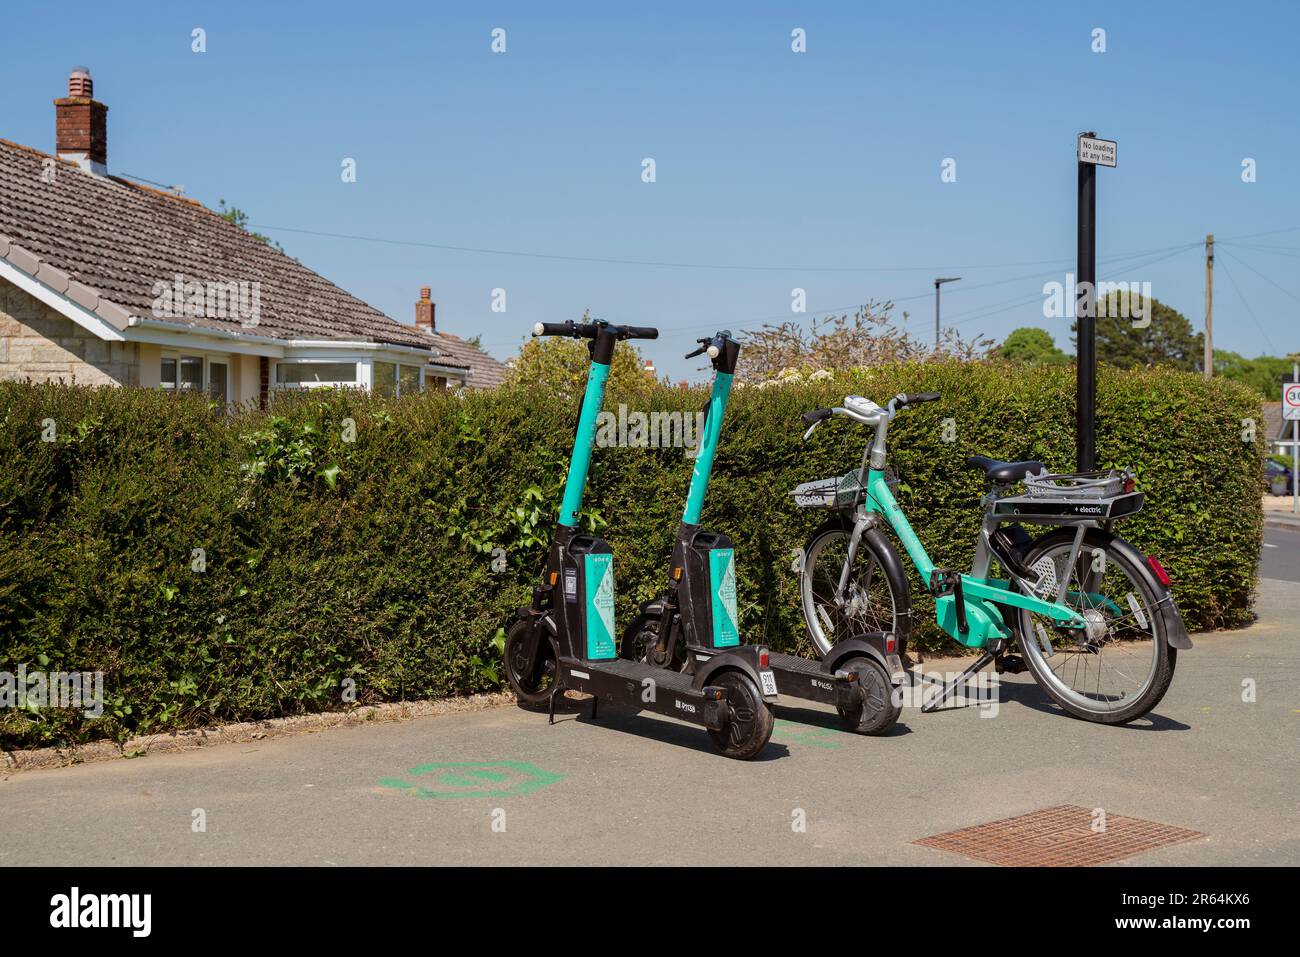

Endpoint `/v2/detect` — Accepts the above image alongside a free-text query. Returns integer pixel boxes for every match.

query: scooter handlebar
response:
[532,321,658,341]
[618,325,659,341]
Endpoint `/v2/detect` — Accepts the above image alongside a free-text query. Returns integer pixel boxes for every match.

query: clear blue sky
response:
[3,0,1297,380]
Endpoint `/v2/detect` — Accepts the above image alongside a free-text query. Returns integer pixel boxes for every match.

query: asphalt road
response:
[1262,526,1300,582]
[3,576,1296,866]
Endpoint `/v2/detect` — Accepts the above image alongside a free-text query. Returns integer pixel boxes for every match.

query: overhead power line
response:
[252,221,1201,277]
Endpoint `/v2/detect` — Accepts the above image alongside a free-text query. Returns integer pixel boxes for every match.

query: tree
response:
[1076,295,1203,372]
[218,200,286,254]
[737,302,995,383]
[1213,350,1293,399]
[1000,327,1069,364]
[506,313,655,399]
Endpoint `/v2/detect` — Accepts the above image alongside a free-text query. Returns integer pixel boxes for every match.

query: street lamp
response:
[934,276,961,350]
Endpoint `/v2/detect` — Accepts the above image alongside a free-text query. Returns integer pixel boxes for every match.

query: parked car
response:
[1265,458,1294,495]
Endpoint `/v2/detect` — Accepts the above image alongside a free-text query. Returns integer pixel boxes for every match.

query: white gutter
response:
[126,316,438,357]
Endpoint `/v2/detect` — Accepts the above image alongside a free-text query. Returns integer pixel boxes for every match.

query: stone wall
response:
[0,279,138,385]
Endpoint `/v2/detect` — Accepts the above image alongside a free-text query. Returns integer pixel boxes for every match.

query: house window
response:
[160,353,227,399]
[373,361,397,397]
[179,356,204,391]
[208,362,229,402]
[399,364,421,396]
[275,362,358,386]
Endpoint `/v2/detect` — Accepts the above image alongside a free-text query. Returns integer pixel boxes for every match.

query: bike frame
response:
[831,401,1089,649]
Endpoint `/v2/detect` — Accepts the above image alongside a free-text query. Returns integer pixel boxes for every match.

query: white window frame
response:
[159,349,232,403]
[272,358,362,390]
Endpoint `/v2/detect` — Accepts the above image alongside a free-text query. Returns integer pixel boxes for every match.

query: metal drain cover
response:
[914,805,1204,866]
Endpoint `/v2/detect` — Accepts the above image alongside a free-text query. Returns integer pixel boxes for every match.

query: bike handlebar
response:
[532,321,658,341]
[800,408,834,427]
[895,392,941,407]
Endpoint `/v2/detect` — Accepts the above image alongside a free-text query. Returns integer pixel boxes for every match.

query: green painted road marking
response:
[379,760,563,800]
[772,719,843,750]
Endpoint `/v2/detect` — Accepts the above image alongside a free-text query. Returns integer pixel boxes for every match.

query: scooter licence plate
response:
[759,670,778,696]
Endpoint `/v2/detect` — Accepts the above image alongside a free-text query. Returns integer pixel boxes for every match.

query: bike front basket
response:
[790,467,897,510]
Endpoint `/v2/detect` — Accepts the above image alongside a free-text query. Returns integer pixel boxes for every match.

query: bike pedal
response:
[995,654,1026,675]
[928,568,961,597]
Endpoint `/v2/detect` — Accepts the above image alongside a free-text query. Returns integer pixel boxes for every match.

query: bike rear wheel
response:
[1015,530,1176,724]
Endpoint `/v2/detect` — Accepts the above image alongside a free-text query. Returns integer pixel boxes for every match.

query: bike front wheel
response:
[1015,529,1177,724]
[800,520,911,657]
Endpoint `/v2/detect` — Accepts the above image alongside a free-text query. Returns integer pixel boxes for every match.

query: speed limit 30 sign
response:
[1284,382,1300,421]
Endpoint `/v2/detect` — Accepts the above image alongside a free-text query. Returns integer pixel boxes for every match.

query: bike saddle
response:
[965,455,1045,484]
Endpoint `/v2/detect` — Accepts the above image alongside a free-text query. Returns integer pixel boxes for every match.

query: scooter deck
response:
[766,651,857,708]
[558,657,727,730]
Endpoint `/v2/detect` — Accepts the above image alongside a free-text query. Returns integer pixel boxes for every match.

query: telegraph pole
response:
[1203,234,1214,379]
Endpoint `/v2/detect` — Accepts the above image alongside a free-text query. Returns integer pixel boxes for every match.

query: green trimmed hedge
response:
[0,362,1263,748]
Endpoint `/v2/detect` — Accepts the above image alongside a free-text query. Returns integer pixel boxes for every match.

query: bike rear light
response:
[549,572,557,585]
[1147,556,1171,586]
[759,650,770,668]
[1123,476,1136,493]
[885,634,896,653]
[673,567,681,580]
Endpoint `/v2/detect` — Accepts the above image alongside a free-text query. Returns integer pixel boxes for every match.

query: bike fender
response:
[690,648,777,702]
[1161,600,1193,650]
[832,518,913,657]
[1026,527,1192,650]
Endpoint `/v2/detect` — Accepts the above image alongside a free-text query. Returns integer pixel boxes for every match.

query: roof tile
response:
[0,138,436,352]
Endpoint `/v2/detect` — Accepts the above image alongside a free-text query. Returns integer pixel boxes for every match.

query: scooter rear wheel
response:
[504,617,559,711]
[836,656,901,735]
[706,671,775,760]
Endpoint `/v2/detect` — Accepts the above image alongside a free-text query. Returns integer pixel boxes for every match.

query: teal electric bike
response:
[792,393,1192,724]
[502,320,778,760]
[623,331,906,735]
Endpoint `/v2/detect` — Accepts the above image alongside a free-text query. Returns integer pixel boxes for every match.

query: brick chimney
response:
[55,67,109,175]
[415,287,436,332]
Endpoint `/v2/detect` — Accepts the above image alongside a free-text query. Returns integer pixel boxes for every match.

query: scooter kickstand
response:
[920,650,995,713]
[548,685,560,725]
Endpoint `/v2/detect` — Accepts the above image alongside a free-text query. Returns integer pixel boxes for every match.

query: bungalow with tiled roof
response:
[0,68,505,403]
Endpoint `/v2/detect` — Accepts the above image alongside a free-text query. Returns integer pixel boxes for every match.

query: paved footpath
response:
[3,576,1297,867]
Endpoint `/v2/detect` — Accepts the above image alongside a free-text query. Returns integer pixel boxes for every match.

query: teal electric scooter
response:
[623,331,906,734]
[502,320,777,760]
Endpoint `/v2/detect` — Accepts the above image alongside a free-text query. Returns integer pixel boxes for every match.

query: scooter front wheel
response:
[706,671,775,760]
[504,617,559,711]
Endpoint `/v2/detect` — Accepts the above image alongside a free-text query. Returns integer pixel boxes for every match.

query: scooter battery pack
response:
[563,535,617,660]
[683,530,740,648]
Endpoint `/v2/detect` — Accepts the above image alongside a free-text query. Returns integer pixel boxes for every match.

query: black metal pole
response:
[1076,146,1097,472]
[934,281,940,350]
